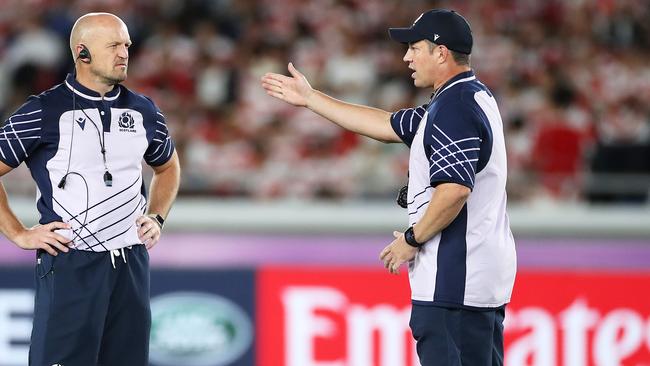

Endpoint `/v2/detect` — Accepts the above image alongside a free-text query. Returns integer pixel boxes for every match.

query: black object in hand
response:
[396,185,408,209]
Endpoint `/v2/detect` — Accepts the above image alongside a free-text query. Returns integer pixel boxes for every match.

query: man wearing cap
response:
[261,9,516,365]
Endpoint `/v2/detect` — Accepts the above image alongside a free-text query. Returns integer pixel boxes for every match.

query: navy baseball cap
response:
[389,9,473,54]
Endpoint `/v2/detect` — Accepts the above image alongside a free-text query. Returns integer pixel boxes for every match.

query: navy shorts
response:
[29,245,151,366]
[409,304,505,366]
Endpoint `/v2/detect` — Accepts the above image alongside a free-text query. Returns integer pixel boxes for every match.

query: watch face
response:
[405,227,420,247]
[151,214,164,228]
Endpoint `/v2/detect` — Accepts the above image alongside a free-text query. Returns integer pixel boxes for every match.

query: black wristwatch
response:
[149,214,165,229]
[404,226,423,248]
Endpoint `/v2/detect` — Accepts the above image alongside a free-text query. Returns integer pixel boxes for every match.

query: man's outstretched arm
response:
[261,62,401,143]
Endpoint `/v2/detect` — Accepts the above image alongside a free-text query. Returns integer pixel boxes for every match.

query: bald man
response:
[69,12,131,91]
[0,13,180,365]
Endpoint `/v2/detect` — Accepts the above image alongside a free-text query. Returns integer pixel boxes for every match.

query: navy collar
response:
[429,69,476,103]
[64,73,121,101]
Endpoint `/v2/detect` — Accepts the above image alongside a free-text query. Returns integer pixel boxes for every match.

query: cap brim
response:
[388,27,425,44]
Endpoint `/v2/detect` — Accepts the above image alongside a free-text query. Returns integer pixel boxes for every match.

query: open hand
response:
[261,62,314,107]
[379,231,418,274]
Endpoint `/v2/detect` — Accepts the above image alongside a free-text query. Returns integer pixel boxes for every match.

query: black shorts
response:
[29,245,151,366]
[409,303,505,366]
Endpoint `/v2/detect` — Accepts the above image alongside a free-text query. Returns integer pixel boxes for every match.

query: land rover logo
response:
[149,292,253,366]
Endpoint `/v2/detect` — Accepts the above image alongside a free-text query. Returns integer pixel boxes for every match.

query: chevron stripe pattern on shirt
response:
[0,103,42,167]
[0,74,176,251]
[389,70,517,310]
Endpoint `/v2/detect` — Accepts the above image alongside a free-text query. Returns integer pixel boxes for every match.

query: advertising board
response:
[257,268,650,366]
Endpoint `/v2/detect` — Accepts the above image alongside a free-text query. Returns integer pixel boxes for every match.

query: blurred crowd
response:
[1,0,649,203]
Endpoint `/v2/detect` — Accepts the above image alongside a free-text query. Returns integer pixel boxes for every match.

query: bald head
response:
[69,13,128,61]
[70,12,131,89]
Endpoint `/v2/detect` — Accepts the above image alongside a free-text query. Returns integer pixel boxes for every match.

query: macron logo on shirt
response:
[76,117,86,130]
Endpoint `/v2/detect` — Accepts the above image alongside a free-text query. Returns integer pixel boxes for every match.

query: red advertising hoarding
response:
[258,268,417,366]
[257,268,650,366]
[506,271,650,366]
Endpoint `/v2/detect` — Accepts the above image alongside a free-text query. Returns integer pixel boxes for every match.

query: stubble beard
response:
[91,66,127,85]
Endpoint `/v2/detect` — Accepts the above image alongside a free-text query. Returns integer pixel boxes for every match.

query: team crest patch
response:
[118,111,136,132]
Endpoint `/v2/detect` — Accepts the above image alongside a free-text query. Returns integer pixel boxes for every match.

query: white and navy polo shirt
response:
[391,70,516,309]
[0,74,175,252]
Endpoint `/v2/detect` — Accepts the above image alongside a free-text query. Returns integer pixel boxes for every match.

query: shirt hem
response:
[411,299,508,311]
[0,155,19,168]
[74,243,144,252]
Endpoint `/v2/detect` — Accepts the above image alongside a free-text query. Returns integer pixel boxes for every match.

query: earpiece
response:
[78,45,91,63]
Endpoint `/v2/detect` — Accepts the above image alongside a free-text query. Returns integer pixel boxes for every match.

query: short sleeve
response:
[424,105,482,189]
[0,97,43,168]
[390,104,427,147]
[144,106,175,166]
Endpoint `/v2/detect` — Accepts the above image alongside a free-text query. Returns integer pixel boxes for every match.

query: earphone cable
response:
[78,107,110,175]
[59,87,77,188]
[64,171,109,252]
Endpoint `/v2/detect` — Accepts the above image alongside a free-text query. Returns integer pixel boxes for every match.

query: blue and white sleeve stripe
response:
[424,105,482,189]
[144,110,175,166]
[0,98,43,168]
[390,104,427,147]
